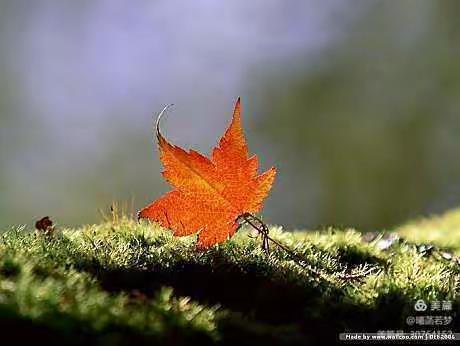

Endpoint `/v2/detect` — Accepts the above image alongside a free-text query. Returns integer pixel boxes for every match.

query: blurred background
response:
[1,0,459,231]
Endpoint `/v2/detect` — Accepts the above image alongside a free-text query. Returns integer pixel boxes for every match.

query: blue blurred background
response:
[1,0,460,231]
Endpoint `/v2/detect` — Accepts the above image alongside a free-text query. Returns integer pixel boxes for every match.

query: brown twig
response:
[238,213,380,283]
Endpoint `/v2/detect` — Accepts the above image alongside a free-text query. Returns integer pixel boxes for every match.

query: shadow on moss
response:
[70,252,421,345]
[0,307,214,346]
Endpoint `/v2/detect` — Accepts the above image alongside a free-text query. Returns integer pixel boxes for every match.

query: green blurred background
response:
[1,0,460,231]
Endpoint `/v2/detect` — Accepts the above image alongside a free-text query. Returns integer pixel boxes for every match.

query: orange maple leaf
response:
[138,98,276,248]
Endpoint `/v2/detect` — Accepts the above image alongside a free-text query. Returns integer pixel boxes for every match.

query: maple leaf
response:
[138,98,276,248]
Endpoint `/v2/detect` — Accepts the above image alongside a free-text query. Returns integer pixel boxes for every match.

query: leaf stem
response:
[239,213,379,283]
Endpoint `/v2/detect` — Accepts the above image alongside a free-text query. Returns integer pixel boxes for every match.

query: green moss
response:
[396,208,460,255]
[0,211,459,345]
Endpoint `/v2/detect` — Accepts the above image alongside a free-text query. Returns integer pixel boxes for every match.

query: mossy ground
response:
[1,209,459,345]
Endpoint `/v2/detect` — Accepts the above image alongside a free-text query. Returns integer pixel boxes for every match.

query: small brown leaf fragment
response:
[35,216,54,235]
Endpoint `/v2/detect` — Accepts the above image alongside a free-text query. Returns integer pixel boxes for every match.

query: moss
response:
[0,211,459,345]
[396,208,460,255]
